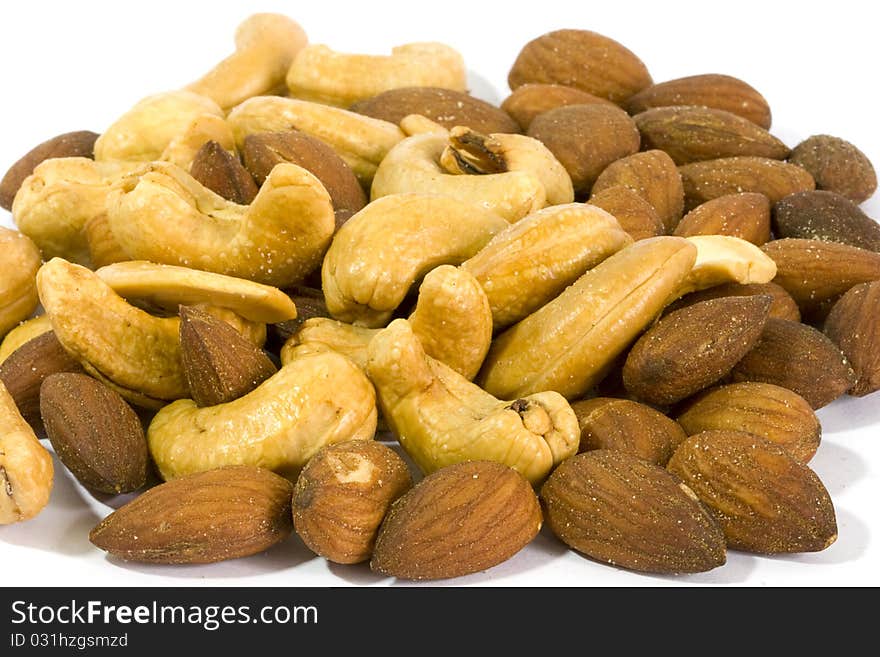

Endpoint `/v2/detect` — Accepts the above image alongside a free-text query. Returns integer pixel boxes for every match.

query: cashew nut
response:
[286,42,466,108]
[673,235,778,300]
[366,319,579,484]
[0,315,51,365]
[148,346,377,481]
[0,227,41,340]
[82,212,129,269]
[159,114,236,170]
[106,161,335,288]
[322,193,507,327]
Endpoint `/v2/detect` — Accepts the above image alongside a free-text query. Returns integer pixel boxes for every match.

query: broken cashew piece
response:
[148,347,378,481]
[0,315,51,365]
[672,235,778,301]
[366,319,579,484]
[187,13,308,111]
[0,227,41,339]
[107,161,335,288]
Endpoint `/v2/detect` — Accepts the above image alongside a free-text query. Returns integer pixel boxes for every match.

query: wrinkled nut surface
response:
[501,83,614,131]
[665,281,801,322]
[294,440,412,564]
[0,381,53,524]
[189,140,258,204]
[0,315,52,365]
[788,134,877,204]
[772,190,880,252]
[588,185,665,241]
[83,213,129,269]
[0,227,41,339]
[674,192,771,246]
[824,281,880,397]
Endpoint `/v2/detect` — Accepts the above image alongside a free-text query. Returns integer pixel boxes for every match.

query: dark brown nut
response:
[673,192,771,245]
[500,84,615,131]
[588,185,665,241]
[663,282,801,322]
[349,87,520,134]
[527,104,640,194]
[268,286,329,350]
[189,140,259,204]
[0,130,99,211]
[824,281,880,396]
[730,318,855,409]
[571,397,687,465]
[625,74,772,130]
[788,134,877,204]
[772,190,880,252]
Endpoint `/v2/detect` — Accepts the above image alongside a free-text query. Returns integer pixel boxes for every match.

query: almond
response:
[591,150,684,232]
[788,134,877,204]
[667,431,836,553]
[541,450,726,573]
[189,140,258,205]
[625,74,772,129]
[679,157,815,211]
[89,465,294,564]
[673,192,771,245]
[730,318,855,409]
[824,281,880,396]
[371,460,541,580]
[508,29,653,105]
[500,83,614,131]
[179,305,277,407]
[676,382,821,463]
[40,372,148,494]
[570,397,687,465]
[663,282,801,322]
[634,106,789,165]
[623,295,772,406]
[588,185,664,241]
[772,190,880,252]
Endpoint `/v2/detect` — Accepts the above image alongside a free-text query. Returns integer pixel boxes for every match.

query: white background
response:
[1,0,878,587]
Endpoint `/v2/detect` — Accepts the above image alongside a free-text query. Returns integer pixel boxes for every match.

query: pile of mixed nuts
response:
[0,14,877,580]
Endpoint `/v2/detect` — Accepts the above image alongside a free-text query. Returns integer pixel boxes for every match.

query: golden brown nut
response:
[0,227,41,340]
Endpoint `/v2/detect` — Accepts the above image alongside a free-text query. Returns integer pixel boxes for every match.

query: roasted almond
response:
[625,74,772,129]
[673,192,771,245]
[189,140,259,205]
[541,450,726,574]
[772,190,880,252]
[500,83,614,131]
[371,460,541,580]
[676,382,821,463]
[89,465,294,564]
[730,317,855,409]
[824,281,880,396]
[623,295,772,406]
[663,282,801,322]
[588,185,665,241]
[508,29,652,105]
[40,372,148,494]
[667,431,836,554]
[788,134,877,204]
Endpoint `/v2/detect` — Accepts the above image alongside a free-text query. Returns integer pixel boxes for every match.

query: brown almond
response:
[0,130,99,211]
[625,74,772,129]
[189,140,258,205]
[349,87,520,135]
[571,397,687,465]
[673,192,771,245]
[508,29,652,105]
[667,431,836,554]
[89,465,294,564]
[179,305,277,407]
[40,372,148,494]
[541,450,726,574]
[591,150,684,232]
[500,84,615,131]
[772,190,880,252]
[730,318,855,409]
[679,157,815,211]
[676,382,821,463]
[664,282,801,322]
[0,330,83,428]
[371,460,541,580]
[293,440,412,564]
[824,281,880,396]
[588,185,665,241]
[788,134,877,204]
[634,106,789,165]
[623,295,772,406]
[527,104,640,194]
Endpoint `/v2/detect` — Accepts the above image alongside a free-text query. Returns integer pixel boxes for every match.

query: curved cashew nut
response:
[673,235,778,301]
[322,193,507,327]
[227,96,405,185]
[286,42,466,108]
[366,319,579,484]
[187,13,308,111]
[148,347,378,481]
[106,161,335,288]
[0,228,41,339]
[0,315,51,365]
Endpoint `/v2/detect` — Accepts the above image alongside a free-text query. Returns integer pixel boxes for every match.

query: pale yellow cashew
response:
[673,235,778,301]
[0,227,41,340]
[159,114,236,169]
[0,315,51,364]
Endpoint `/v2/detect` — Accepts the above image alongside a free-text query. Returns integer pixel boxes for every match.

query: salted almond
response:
[501,84,614,131]
[824,281,880,396]
[588,185,664,241]
[673,192,771,245]
[189,140,258,205]
[663,282,801,322]
[772,190,880,252]
[789,134,877,204]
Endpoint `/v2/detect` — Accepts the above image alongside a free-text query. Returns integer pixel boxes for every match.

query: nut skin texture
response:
[0,227,41,339]
[89,466,294,564]
[624,74,772,130]
[40,373,148,494]
[528,104,641,195]
[788,134,877,204]
[508,29,652,105]
[501,84,615,131]
[293,440,412,564]
[664,282,801,322]
[824,281,880,396]
[541,450,726,574]
[588,186,665,241]
[623,295,772,406]
[371,460,542,581]
[0,315,52,365]
[772,190,880,252]
[189,140,258,205]
[730,318,855,410]
[667,431,837,554]
[571,398,687,466]
[676,382,821,464]
[674,192,771,246]
[0,130,98,211]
